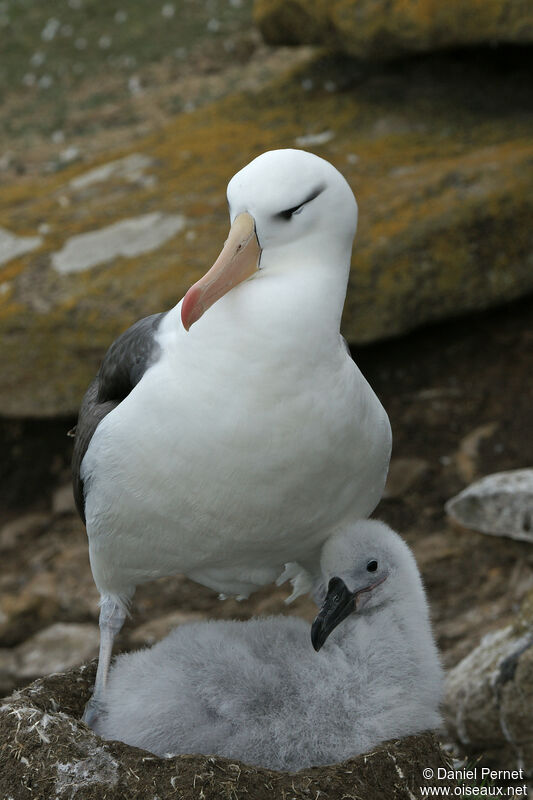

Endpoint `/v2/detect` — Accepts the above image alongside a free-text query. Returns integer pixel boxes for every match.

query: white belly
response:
[82,317,391,598]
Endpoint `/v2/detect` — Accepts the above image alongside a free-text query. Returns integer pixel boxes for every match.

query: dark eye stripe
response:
[276,184,326,221]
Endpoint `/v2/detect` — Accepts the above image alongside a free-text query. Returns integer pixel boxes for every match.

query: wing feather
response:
[71,312,166,523]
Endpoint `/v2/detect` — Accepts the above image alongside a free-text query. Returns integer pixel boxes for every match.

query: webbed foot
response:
[81,695,103,729]
[81,694,104,728]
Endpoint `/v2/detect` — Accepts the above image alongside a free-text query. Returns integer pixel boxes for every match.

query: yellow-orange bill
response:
[181,212,261,331]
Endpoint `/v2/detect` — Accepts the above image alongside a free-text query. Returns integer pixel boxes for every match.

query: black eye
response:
[277,204,303,221]
[367,560,378,572]
[276,184,326,221]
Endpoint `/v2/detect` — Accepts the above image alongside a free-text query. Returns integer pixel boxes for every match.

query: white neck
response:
[180,242,352,364]
[326,582,432,657]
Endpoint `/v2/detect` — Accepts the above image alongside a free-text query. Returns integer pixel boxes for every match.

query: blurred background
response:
[0,0,532,775]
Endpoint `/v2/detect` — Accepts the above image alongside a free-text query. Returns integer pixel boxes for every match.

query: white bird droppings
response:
[55,750,119,795]
[51,212,186,275]
[295,130,335,147]
[69,153,154,190]
[0,227,42,267]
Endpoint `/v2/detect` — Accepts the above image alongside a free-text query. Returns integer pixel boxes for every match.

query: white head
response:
[311,520,425,651]
[227,149,357,262]
[181,149,358,330]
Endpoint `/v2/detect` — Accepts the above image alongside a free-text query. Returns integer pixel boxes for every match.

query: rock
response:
[1,48,532,415]
[14,622,100,682]
[0,572,60,647]
[445,469,533,542]
[0,648,17,697]
[0,622,99,697]
[254,590,317,620]
[0,513,49,551]
[254,0,533,59]
[383,457,430,500]
[409,531,465,571]
[43,532,101,620]
[454,422,498,483]
[0,663,456,800]
[128,610,205,647]
[52,483,77,516]
[0,514,100,637]
[402,387,464,430]
[443,590,533,772]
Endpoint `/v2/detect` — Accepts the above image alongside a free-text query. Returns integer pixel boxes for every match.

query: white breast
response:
[82,290,391,600]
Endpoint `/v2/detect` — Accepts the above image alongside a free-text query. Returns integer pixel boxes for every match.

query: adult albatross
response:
[72,149,392,724]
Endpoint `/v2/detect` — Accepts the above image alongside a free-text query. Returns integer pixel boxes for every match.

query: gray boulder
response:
[444,590,533,773]
[446,469,533,543]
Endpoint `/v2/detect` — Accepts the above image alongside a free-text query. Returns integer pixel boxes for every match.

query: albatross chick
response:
[92,521,443,772]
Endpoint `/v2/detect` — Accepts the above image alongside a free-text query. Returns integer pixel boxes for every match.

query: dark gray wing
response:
[72,312,166,524]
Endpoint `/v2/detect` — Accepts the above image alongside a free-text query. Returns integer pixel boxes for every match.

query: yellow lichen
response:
[1,52,532,414]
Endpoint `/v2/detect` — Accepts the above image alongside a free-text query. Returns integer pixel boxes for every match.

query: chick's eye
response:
[367,560,378,572]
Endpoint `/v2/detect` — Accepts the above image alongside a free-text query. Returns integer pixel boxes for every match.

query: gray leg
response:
[82,596,127,726]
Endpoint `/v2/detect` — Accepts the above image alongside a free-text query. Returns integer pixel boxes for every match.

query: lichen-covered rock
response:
[254,0,533,59]
[445,469,533,542]
[0,663,455,800]
[443,590,533,773]
[1,48,532,415]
